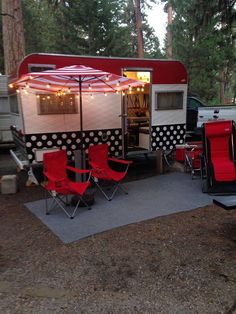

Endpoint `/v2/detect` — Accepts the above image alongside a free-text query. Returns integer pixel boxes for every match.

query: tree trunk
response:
[219,69,226,105]
[166,3,173,59]
[134,0,144,58]
[1,0,25,75]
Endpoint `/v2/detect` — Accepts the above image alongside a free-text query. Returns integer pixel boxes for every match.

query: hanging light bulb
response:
[116,81,120,87]
[56,89,63,97]
[137,87,140,92]
[36,95,40,99]
[67,87,71,93]
[8,83,14,88]
[46,83,51,89]
[16,89,20,93]
[128,85,132,91]
[90,94,94,99]
[47,96,51,99]
[141,87,144,92]
[105,75,109,81]
[25,83,29,89]
[104,92,107,96]
[122,91,125,96]
[29,75,33,80]
[88,84,92,90]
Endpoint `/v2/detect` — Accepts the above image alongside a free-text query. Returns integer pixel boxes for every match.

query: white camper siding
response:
[82,93,121,130]
[21,91,121,134]
[151,84,187,126]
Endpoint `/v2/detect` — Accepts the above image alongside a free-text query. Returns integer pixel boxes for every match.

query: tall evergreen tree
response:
[161,0,236,103]
[23,0,60,54]
[1,0,25,75]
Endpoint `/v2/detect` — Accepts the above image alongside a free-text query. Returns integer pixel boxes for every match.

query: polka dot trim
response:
[25,128,122,162]
[151,124,186,151]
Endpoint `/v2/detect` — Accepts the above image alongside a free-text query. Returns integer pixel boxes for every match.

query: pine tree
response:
[1,0,25,75]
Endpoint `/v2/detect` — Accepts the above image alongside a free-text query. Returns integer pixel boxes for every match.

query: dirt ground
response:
[0,149,236,314]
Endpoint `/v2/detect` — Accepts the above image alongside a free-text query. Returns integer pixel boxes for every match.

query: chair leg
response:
[92,178,128,201]
[70,196,92,219]
[93,180,111,201]
[46,192,73,218]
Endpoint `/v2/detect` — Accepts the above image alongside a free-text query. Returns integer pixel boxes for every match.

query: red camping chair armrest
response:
[66,165,91,181]
[108,157,133,165]
[66,165,91,174]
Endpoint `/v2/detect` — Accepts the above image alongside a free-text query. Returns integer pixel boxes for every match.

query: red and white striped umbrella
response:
[14,64,145,93]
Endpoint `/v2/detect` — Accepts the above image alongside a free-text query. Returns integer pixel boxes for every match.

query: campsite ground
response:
[0,148,236,313]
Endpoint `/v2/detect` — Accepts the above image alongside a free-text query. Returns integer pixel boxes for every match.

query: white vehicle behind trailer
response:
[197,106,236,128]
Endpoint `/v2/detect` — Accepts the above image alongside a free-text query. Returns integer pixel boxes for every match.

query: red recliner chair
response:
[201,120,236,192]
[43,150,91,219]
[88,144,133,201]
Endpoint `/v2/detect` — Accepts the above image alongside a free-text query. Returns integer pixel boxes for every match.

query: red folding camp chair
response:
[184,141,203,179]
[88,144,133,201]
[201,120,236,192]
[43,150,91,219]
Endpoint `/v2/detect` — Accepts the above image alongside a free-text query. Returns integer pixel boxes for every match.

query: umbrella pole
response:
[79,77,85,173]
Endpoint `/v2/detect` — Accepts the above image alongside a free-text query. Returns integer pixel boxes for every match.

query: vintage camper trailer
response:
[9,53,188,170]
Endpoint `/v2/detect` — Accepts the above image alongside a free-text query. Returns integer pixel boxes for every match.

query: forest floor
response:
[0,148,236,314]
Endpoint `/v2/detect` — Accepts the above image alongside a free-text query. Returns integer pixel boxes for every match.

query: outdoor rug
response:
[25,172,214,243]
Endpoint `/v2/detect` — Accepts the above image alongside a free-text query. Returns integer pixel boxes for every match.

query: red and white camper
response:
[9,53,188,169]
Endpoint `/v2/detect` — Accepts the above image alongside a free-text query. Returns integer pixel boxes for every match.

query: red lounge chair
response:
[201,120,236,192]
[88,144,133,201]
[43,150,91,219]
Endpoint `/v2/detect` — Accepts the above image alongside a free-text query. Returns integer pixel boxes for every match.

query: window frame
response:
[28,63,56,73]
[155,91,184,111]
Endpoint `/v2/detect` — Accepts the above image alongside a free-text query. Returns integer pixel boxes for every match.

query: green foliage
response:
[19,0,161,59]
[22,0,61,54]
[1,0,162,72]
[160,0,236,104]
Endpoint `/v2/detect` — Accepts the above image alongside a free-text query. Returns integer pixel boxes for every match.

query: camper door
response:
[122,70,151,156]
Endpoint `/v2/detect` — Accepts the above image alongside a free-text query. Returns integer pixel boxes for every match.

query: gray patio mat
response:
[25,172,213,243]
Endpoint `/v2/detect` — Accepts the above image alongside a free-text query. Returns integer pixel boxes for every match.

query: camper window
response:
[37,94,78,115]
[28,64,55,73]
[155,91,183,110]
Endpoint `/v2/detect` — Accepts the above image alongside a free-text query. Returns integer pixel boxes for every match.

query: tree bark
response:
[166,3,173,59]
[134,0,144,58]
[1,0,25,75]
[220,68,226,105]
